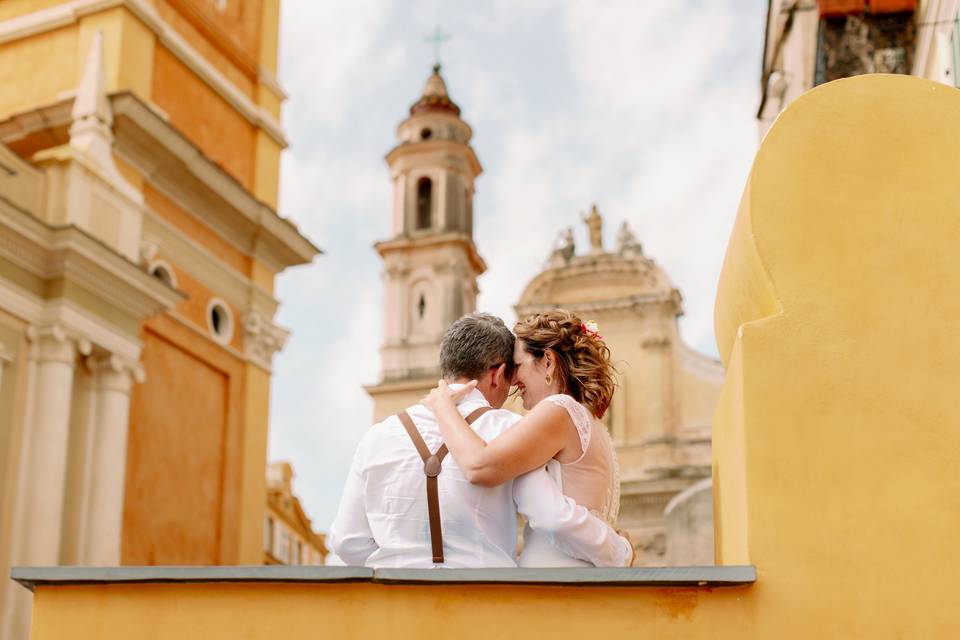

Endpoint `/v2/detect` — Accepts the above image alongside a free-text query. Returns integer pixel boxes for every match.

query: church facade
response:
[516,211,723,565]
[367,67,723,565]
[0,2,318,638]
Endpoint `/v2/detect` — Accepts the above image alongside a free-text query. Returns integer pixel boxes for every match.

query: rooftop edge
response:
[11,565,756,592]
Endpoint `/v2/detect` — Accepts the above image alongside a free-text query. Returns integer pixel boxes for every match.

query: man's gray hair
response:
[439,312,515,381]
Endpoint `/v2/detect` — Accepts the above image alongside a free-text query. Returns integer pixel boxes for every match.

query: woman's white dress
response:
[518,394,621,567]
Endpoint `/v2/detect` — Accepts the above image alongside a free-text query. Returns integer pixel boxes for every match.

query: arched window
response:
[416,177,432,230]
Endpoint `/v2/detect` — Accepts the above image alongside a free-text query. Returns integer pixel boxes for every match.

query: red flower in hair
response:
[581,320,603,341]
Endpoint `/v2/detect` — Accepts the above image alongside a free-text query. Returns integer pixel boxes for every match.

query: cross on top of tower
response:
[424,25,450,68]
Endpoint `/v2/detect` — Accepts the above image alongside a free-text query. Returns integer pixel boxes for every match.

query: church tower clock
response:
[366,65,486,420]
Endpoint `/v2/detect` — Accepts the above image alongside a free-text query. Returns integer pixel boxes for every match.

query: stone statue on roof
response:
[616,220,643,258]
[582,204,603,254]
[548,226,576,267]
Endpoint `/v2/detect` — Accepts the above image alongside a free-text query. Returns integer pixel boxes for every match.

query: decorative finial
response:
[68,31,141,206]
[424,26,451,68]
[70,31,113,156]
[582,203,604,254]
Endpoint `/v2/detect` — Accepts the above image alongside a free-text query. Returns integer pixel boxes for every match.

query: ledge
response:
[11,565,755,592]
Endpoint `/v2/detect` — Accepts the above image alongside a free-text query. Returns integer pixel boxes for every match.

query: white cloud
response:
[280,0,402,128]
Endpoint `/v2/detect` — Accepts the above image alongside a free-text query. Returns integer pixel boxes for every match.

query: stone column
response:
[18,325,90,563]
[79,354,142,565]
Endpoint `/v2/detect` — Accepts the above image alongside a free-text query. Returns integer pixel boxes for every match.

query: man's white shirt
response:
[329,386,631,568]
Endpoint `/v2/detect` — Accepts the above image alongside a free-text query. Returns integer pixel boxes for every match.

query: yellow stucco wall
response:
[713,73,960,636]
[239,364,271,564]
[0,26,78,120]
[29,582,755,640]
[0,0,68,22]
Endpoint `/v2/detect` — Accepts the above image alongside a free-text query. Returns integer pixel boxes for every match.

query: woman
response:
[422,309,621,567]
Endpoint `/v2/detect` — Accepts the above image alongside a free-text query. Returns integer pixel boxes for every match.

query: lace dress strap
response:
[542,394,592,458]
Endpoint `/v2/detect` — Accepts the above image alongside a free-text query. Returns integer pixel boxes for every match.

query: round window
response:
[148,261,176,287]
[420,127,432,140]
[206,298,234,345]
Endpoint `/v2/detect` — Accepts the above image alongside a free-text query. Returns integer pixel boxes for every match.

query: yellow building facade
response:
[0,2,318,639]
[264,462,328,566]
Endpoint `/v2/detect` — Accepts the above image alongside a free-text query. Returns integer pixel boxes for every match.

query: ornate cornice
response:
[0,197,183,324]
[375,231,487,276]
[386,138,482,179]
[516,290,682,319]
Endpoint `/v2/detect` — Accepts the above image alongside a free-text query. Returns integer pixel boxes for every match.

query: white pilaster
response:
[79,353,142,565]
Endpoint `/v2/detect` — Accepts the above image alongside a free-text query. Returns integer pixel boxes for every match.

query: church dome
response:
[515,217,682,317]
[409,64,461,116]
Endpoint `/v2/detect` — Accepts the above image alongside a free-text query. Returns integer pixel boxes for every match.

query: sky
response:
[269,0,766,532]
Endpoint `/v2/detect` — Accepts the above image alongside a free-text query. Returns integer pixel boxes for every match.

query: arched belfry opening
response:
[416,177,432,230]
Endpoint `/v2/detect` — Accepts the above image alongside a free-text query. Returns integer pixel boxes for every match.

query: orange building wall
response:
[154,0,258,98]
[151,45,256,188]
[170,267,244,352]
[123,316,245,565]
[144,185,251,276]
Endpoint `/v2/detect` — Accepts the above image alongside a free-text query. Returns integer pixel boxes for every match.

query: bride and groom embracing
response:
[329,310,632,568]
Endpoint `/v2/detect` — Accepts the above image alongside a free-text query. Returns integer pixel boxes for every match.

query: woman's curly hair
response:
[514,309,616,418]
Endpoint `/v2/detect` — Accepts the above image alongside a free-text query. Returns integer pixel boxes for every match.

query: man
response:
[330,312,631,568]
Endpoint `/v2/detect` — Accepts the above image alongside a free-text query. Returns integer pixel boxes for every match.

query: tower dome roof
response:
[409,64,461,116]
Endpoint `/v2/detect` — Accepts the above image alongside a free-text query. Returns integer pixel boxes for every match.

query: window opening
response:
[416,177,432,230]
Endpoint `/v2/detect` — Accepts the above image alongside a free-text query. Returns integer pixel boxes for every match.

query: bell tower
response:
[366,65,486,420]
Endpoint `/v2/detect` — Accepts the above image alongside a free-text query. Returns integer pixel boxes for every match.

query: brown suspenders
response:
[396,406,492,564]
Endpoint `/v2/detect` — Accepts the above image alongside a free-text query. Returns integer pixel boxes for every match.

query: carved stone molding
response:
[26,324,92,364]
[139,236,160,267]
[85,352,147,390]
[243,311,289,370]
